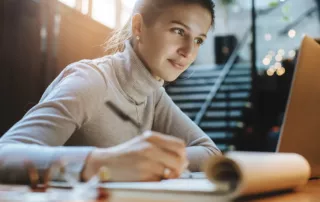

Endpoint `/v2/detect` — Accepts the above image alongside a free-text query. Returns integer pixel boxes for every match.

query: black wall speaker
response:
[215,35,238,65]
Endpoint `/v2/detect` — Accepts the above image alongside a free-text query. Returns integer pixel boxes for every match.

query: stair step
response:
[176,101,248,111]
[200,121,239,127]
[219,84,251,91]
[206,132,234,139]
[225,77,251,84]
[173,77,251,86]
[180,69,250,79]
[205,110,242,118]
[177,102,203,110]
[210,101,248,109]
[170,93,208,101]
[200,121,244,130]
[168,86,213,94]
[171,92,249,102]
[167,84,251,94]
[186,62,251,72]
[228,70,251,76]
[184,110,242,120]
[215,92,250,100]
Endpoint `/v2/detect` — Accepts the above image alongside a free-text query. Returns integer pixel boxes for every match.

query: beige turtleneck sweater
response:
[0,40,221,183]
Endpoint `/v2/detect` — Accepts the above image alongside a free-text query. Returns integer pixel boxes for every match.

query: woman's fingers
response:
[139,142,183,177]
[84,131,189,182]
[143,131,186,159]
[141,131,188,176]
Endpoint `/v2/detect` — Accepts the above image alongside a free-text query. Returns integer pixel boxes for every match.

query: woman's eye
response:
[195,38,204,45]
[173,28,185,36]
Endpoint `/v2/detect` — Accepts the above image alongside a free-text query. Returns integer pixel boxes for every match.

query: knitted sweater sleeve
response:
[153,87,222,171]
[0,62,106,184]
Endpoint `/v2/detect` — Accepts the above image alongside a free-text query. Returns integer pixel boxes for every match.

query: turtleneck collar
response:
[112,40,164,105]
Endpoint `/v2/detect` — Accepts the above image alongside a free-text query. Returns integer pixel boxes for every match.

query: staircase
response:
[167,63,252,152]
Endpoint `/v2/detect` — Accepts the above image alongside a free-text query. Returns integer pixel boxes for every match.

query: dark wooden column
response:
[1,0,43,135]
[40,0,59,88]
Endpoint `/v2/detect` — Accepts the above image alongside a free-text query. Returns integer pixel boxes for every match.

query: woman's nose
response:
[178,39,194,58]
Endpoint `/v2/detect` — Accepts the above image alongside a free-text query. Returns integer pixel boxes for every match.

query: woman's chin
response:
[161,73,180,82]
[154,68,183,82]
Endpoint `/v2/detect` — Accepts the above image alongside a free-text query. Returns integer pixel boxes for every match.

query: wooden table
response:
[1,179,320,202]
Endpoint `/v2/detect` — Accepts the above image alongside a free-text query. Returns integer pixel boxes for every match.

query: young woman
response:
[0,0,221,183]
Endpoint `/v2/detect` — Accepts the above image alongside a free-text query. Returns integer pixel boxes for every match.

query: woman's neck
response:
[130,39,162,81]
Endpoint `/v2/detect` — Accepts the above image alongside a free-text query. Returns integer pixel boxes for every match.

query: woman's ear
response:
[131,13,144,37]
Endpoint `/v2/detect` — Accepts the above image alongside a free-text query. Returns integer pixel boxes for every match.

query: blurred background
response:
[1,0,320,152]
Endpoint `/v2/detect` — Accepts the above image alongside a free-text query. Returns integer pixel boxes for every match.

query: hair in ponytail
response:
[104,19,132,55]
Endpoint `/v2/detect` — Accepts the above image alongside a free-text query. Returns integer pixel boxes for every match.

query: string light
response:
[276,67,286,76]
[275,62,282,69]
[263,58,271,65]
[267,68,275,76]
[278,49,285,56]
[237,122,244,128]
[264,33,272,41]
[288,50,296,58]
[275,55,283,62]
[288,29,296,38]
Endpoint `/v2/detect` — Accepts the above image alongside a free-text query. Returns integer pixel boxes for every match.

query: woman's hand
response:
[82,131,189,182]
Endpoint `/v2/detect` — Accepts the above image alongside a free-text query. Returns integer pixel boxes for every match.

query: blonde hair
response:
[104,19,132,55]
[104,0,215,55]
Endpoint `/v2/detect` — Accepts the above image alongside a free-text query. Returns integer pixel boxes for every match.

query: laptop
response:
[276,36,320,178]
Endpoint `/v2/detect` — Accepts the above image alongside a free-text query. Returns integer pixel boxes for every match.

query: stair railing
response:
[193,1,288,125]
[193,29,251,125]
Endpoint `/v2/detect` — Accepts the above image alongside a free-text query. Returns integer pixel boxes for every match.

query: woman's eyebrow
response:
[170,20,207,38]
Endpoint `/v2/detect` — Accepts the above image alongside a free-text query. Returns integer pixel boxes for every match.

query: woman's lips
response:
[168,59,185,70]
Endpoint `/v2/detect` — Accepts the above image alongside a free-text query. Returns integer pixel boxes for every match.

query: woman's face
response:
[132,3,212,81]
